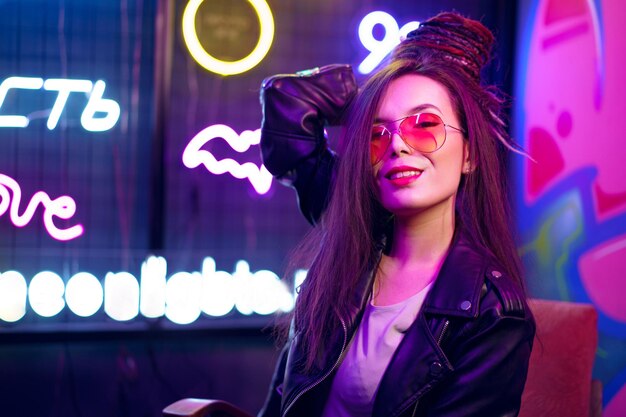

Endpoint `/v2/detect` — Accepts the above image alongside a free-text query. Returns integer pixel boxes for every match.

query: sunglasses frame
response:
[370,112,466,164]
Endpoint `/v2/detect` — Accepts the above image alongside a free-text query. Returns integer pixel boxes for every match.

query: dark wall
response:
[0,330,279,417]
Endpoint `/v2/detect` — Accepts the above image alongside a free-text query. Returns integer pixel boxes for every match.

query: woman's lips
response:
[385,169,423,186]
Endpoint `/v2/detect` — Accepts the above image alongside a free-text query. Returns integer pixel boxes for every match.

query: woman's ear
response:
[462,140,473,174]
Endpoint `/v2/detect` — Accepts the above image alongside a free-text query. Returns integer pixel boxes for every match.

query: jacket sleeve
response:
[257,343,290,417]
[259,64,357,224]
[420,302,535,416]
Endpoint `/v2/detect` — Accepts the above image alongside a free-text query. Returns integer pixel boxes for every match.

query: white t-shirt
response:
[321,283,433,417]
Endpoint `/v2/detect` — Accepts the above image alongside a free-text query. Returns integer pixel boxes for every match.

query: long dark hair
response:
[287,15,525,373]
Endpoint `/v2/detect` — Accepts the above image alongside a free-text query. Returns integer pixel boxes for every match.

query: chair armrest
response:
[163,398,254,417]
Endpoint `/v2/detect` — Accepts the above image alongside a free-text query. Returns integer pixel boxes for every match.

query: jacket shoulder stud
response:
[429,361,444,377]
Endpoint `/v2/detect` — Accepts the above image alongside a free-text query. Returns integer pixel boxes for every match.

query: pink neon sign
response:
[0,173,83,241]
[182,124,273,194]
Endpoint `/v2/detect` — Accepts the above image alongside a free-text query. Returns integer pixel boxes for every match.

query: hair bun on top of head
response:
[396,12,495,82]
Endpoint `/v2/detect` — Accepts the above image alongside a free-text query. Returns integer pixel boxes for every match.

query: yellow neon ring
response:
[182,0,275,76]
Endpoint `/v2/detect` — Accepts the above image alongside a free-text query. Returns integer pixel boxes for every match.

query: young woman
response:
[258,12,535,417]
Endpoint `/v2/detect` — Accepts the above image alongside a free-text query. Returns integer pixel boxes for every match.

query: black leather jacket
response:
[258,232,535,417]
[258,66,535,417]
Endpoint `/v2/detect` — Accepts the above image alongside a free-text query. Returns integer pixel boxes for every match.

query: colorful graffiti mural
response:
[515,0,626,414]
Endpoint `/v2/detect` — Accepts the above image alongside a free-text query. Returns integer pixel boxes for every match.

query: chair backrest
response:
[518,299,599,417]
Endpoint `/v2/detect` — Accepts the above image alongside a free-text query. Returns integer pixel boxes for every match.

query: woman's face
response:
[372,74,469,218]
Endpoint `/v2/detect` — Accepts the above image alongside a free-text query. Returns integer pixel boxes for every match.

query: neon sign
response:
[182,124,273,194]
[0,76,120,132]
[358,11,420,74]
[182,0,275,76]
[0,173,83,241]
[0,256,298,325]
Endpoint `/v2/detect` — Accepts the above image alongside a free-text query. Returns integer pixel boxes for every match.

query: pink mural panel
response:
[605,386,626,416]
[525,0,626,221]
[522,0,626,414]
[579,234,626,322]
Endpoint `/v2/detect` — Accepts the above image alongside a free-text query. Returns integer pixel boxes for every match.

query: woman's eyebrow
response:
[373,103,443,124]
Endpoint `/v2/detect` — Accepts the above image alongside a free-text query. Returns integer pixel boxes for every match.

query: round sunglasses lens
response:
[399,113,445,152]
[370,125,389,163]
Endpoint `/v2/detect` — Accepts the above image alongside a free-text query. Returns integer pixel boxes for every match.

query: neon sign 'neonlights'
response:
[0,76,120,132]
[358,11,420,74]
[0,173,83,241]
[0,256,299,325]
[182,0,275,76]
[182,124,273,194]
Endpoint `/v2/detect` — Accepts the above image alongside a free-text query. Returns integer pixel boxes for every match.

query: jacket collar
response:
[421,228,490,319]
[366,226,490,319]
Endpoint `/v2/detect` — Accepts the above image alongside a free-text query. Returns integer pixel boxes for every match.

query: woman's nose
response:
[388,131,412,157]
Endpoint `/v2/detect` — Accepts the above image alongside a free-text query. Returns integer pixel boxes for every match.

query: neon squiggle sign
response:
[182,124,273,195]
[358,11,420,74]
[0,76,120,132]
[0,173,83,241]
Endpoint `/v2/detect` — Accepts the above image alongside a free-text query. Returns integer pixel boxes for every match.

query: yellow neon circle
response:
[182,0,275,76]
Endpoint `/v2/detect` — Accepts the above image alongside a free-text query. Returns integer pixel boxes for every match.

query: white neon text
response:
[0,77,43,127]
[28,271,66,318]
[0,271,27,322]
[0,173,83,241]
[0,256,298,325]
[182,124,273,194]
[65,272,104,317]
[0,77,120,132]
[358,11,420,74]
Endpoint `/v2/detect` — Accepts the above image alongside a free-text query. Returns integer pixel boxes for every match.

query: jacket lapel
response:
[280,260,378,415]
[373,313,452,416]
